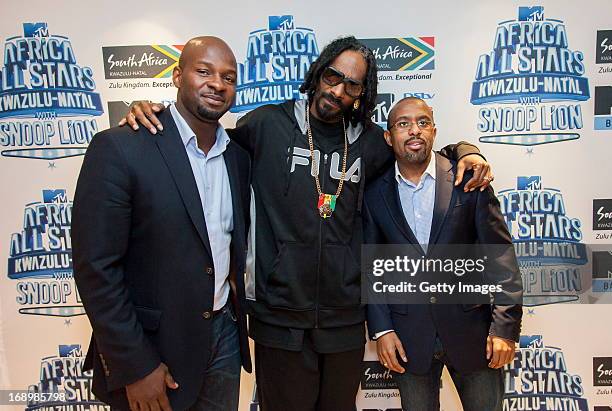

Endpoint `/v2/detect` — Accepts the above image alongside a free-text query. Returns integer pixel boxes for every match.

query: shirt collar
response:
[170,103,230,154]
[395,152,437,187]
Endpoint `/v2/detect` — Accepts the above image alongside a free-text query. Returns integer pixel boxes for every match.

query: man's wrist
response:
[488,333,517,343]
[373,330,395,340]
[455,141,486,161]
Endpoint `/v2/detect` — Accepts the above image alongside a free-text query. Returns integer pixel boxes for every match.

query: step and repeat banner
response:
[1,0,611,410]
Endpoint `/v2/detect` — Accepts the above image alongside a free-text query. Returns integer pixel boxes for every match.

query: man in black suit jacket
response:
[72,37,251,411]
[364,97,522,411]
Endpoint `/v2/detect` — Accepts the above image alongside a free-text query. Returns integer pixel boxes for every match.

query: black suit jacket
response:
[72,109,252,409]
[364,153,522,374]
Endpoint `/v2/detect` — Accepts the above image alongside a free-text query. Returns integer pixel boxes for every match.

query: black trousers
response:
[255,342,365,411]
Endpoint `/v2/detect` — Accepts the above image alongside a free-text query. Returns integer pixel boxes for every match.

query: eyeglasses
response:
[321,66,364,98]
[389,119,434,131]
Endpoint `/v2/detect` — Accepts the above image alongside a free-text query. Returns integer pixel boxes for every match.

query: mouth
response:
[322,95,341,109]
[405,139,425,151]
[202,94,225,107]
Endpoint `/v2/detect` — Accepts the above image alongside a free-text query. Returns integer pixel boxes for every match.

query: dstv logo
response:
[404,92,435,100]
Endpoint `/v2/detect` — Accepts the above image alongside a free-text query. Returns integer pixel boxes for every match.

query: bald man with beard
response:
[72,37,252,411]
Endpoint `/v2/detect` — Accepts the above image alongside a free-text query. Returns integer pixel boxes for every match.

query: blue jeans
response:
[394,337,503,411]
[189,303,241,411]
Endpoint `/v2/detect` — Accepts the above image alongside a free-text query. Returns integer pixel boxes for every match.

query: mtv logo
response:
[517,176,542,190]
[268,15,294,30]
[58,344,82,358]
[43,189,67,204]
[372,93,396,126]
[518,6,544,21]
[595,86,612,116]
[519,335,543,348]
[23,22,49,38]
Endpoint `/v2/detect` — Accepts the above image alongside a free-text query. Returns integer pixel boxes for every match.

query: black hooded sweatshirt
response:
[229,99,480,351]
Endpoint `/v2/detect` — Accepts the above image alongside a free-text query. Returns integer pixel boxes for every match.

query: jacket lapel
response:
[380,167,421,246]
[155,109,213,258]
[428,153,454,246]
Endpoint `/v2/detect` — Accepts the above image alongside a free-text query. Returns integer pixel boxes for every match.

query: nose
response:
[207,73,226,92]
[408,122,421,136]
[328,82,345,99]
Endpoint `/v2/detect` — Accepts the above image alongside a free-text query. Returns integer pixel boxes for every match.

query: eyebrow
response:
[393,114,431,122]
[193,61,237,74]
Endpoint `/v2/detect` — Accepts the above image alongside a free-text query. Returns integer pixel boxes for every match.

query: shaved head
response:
[178,36,236,69]
[387,97,434,130]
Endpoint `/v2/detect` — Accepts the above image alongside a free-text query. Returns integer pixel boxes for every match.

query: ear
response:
[172,65,182,89]
[383,129,393,147]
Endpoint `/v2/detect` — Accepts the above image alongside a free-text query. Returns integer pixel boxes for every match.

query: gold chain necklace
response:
[305,102,348,219]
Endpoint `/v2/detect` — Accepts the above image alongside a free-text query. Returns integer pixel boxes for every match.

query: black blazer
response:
[72,109,252,409]
[364,153,522,374]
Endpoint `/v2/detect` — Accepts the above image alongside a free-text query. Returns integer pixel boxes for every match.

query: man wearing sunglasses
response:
[118,36,493,411]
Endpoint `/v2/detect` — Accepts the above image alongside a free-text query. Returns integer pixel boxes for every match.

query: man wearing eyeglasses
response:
[118,37,494,411]
[364,97,522,411]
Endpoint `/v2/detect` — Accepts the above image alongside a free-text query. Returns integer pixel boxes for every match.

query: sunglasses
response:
[321,66,364,98]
